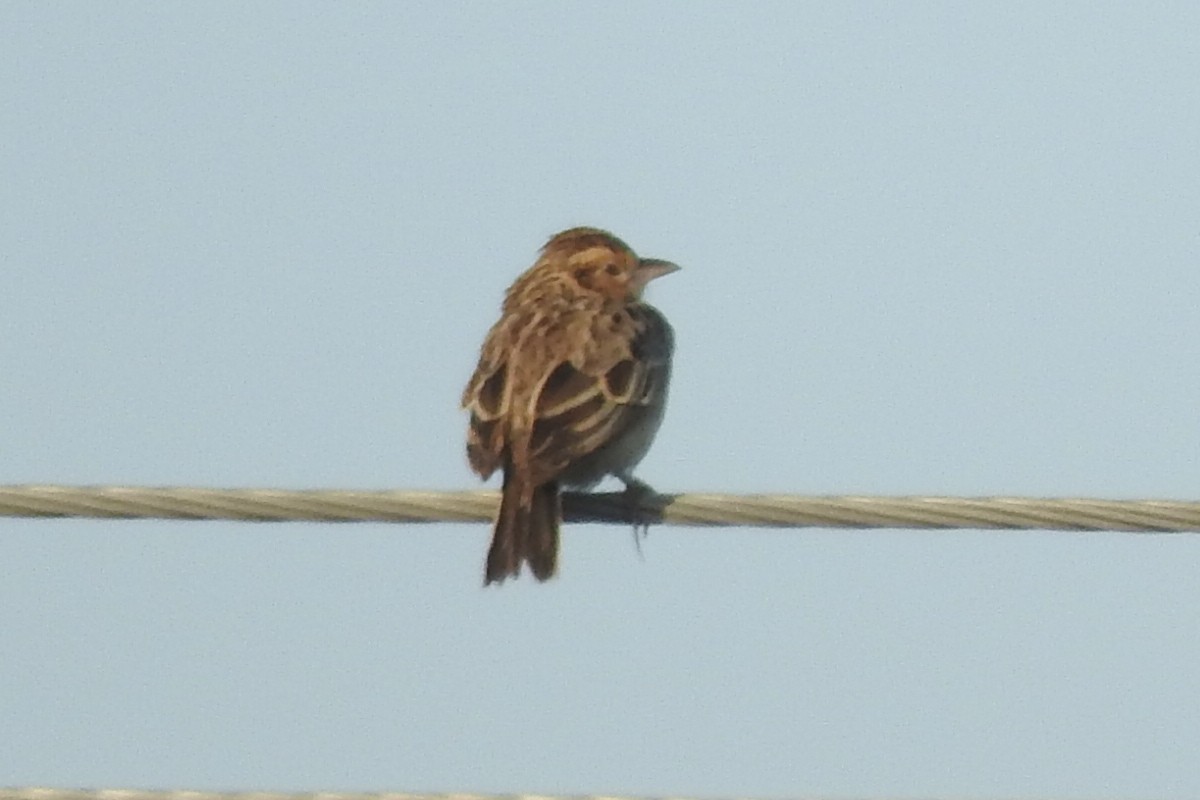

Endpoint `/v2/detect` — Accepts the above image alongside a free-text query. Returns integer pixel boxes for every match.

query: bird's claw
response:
[620,476,657,558]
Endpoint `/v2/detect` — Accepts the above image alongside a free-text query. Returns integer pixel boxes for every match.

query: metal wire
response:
[1,485,1198,531]
[0,792,820,800]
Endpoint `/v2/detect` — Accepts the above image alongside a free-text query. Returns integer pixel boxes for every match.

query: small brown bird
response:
[462,227,679,584]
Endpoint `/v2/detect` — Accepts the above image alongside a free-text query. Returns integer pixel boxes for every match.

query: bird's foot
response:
[619,475,658,558]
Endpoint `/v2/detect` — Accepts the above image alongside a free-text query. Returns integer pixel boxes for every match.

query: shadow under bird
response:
[462,227,680,584]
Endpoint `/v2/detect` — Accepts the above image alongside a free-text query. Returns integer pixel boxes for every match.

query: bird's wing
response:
[464,303,673,487]
[523,303,673,484]
[463,313,521,480]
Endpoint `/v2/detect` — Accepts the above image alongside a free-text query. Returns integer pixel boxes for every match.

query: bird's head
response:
[540,227,680,302]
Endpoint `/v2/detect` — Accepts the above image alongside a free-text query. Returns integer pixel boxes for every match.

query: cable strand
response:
[1,485,1198,532]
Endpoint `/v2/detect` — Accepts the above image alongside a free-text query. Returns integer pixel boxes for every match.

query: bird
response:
[462,226,679,585]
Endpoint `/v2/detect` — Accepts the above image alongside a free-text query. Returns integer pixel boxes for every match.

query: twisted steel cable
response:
[1,485,1198,532]
[0,791,1018,800]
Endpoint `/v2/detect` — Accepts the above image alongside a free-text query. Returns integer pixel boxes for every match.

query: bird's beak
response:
[633,258,681,291]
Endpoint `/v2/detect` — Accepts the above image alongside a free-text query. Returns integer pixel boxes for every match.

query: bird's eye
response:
[604,263,620,276]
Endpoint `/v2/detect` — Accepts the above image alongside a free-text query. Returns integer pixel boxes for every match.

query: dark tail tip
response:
[484,475,560,585]
[526,481,560,581]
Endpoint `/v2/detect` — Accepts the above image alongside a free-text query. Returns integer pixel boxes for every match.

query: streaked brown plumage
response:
[462,227,679,584]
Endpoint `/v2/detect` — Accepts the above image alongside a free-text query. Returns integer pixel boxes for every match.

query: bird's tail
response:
[485,469,560,585]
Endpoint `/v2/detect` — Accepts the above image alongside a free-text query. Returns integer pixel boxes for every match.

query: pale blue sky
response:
[4,3,1200,798]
